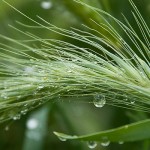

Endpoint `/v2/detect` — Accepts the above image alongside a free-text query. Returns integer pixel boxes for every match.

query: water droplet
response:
[67,70,72,73]
[118,141,124,144]
[87,141,97,149]
[41,1,52,9]
[13,114,21,120]
[130,100,135,104]
[33,91,37,95]
[119,38,123,42]
[5,126,9,131]
[93,94,106,108]
[101,137,110,147]
[21,109,28,115]
[27,118,38,129]
[24,103,28,107]
[58,136,67,142]
[94,61,98,64]
[38,85,44,89]
[1,92,8,99]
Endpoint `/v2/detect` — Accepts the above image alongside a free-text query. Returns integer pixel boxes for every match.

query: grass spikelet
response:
[0,0,149,122]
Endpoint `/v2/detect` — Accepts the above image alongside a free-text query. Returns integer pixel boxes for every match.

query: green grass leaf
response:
[54,119,150,142]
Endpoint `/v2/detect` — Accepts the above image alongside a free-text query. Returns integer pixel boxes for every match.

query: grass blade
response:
[54,119,150,142]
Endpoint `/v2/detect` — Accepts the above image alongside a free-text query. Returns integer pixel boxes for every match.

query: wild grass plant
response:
[0,0,150,149]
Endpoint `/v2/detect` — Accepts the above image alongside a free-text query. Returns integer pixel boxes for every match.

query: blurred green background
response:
[0,0,150,150]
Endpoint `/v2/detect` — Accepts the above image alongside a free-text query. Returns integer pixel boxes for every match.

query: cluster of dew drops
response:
[56,134,124,149]
[87,140,124,149]
[87,139,124,149]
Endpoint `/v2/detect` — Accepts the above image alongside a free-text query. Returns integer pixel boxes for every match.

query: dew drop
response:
[27,118,38,129]
[30,59,34,62]
[124,125,128,129]
[13,114,21,120]
[130,100,135,104]
[21,109,28,115]
[87,141,97,149]
[33,91,37,95]
[118,141,124,144]
[93,94,106,108]
[67,70,72,73]
[1,92,8,99]
[58,136,67,142]
[38,84,44,89]
[5,126,9,131]
[24,103,28,107]
[41,1,52,9]
[101,137,110,147]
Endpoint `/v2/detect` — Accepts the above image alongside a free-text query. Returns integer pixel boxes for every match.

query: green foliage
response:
[0,0,150,150]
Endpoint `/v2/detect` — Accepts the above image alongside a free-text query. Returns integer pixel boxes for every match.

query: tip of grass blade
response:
[53,131,78,141]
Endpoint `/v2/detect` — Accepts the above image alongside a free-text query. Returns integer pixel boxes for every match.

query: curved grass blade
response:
[54,119,150,142]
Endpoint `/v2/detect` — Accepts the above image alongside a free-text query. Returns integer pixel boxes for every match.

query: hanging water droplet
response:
[13,114,21,120]
[27,118,38,129]
[87,141,97,149]
[101,137,110,147]
[21,109,28,115]
[53,131,67,141]
[124,125,128,129]
[118,141,124,144]
[41,1,52,9]
[58,136,67,142]
[93,94,106,108]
